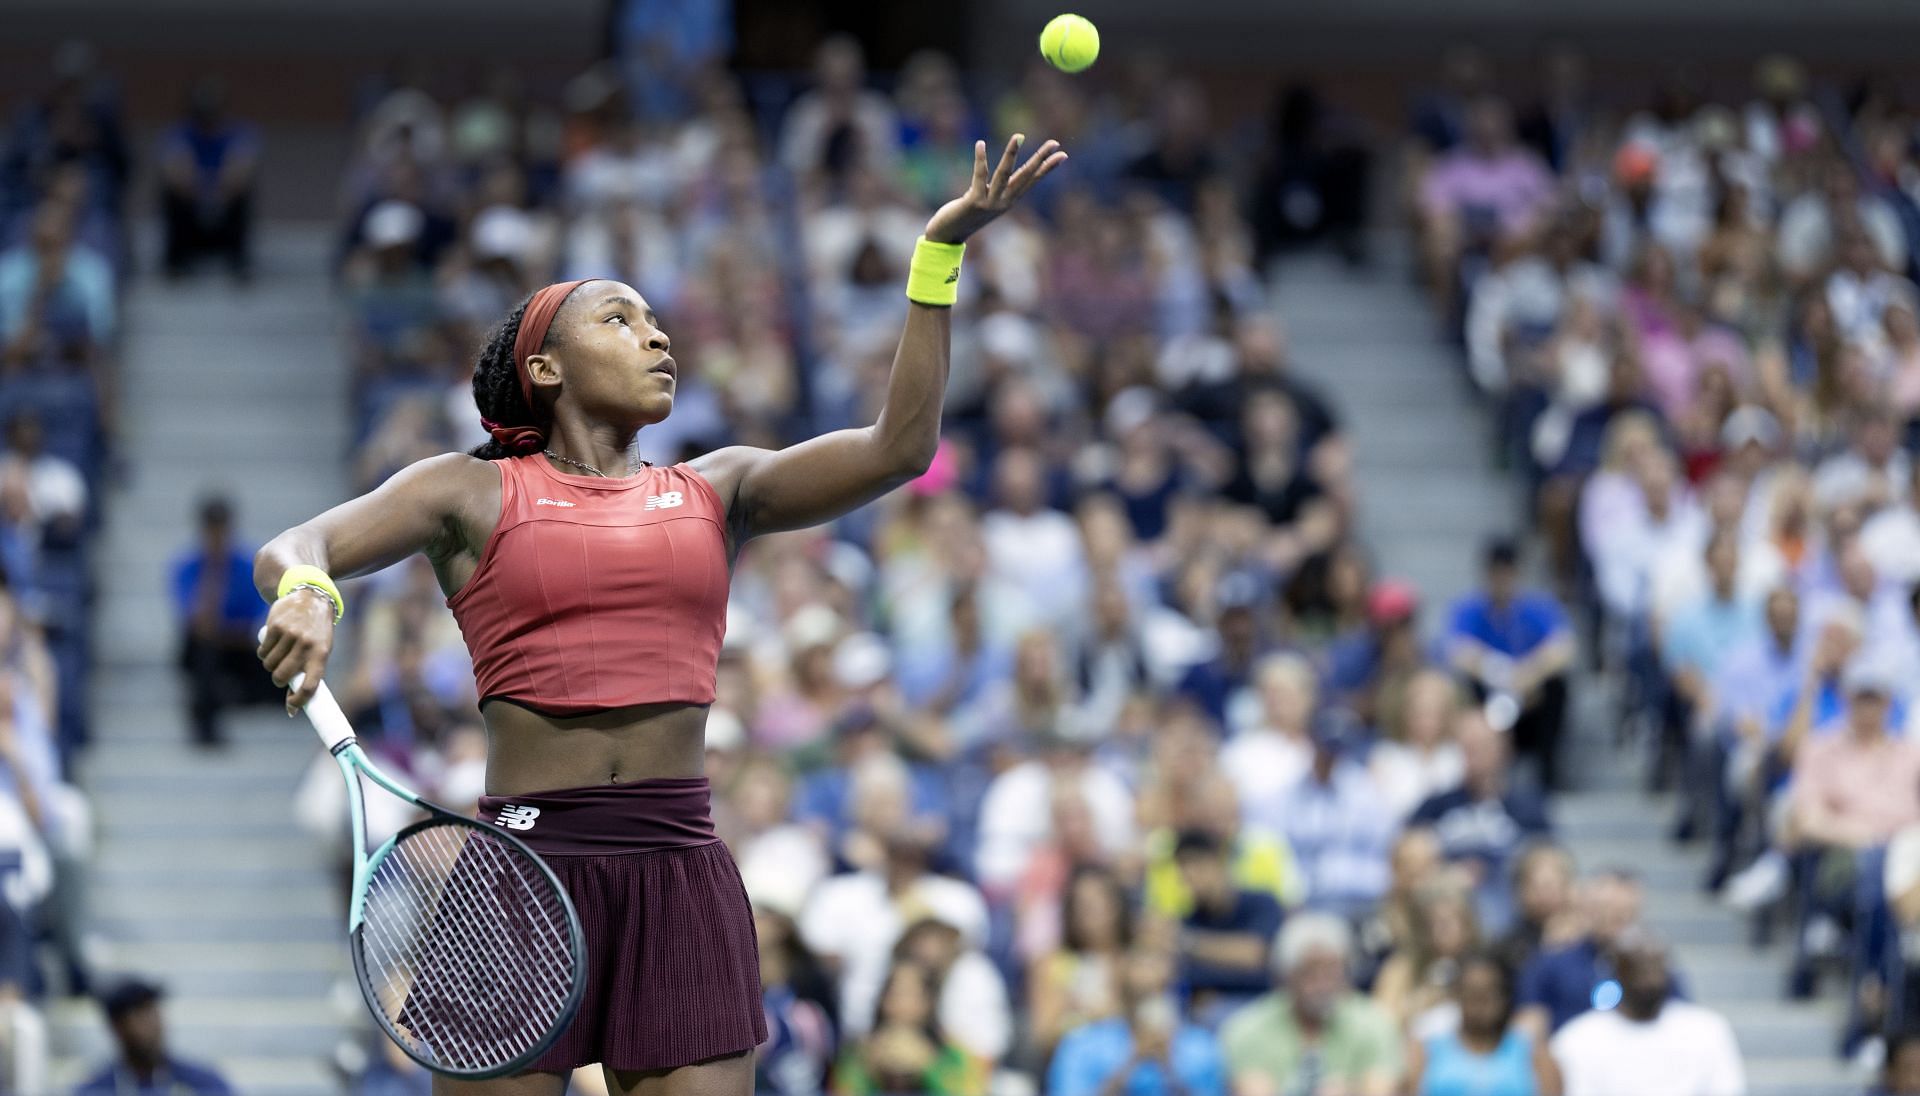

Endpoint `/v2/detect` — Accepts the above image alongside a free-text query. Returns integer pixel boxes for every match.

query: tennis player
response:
[255,133,1065,1095]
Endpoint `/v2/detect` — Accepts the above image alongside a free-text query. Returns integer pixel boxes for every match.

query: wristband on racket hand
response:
[278,564,345,623]
[904,236,967,307]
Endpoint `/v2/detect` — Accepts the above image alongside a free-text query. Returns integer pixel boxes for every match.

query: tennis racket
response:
[287,663,586,1079]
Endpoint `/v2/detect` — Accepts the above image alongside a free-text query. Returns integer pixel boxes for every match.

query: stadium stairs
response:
[48,223,352,1093]
[1271,245,1854,1096]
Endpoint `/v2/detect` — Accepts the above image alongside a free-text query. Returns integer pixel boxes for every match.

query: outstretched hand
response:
[923,134,1067,245]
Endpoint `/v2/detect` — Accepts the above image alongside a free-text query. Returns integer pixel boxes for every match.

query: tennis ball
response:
[1039,14,1100,74]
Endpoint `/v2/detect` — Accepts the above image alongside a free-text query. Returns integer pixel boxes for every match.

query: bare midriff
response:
[480,698,709,795]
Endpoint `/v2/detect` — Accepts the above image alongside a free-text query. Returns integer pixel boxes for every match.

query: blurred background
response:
[3,0,1920,1093]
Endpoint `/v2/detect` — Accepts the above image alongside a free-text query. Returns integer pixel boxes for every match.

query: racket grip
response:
[257,627,356,752]
[292,675,357,752]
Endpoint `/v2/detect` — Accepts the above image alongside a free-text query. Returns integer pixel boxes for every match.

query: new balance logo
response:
[534,497,576,508]
[644,492,685,511]
[944,266,960,284]
[494,804,540,831]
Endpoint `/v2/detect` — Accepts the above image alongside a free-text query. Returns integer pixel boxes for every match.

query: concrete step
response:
[95,837,330,875]
[51,1056,340,1096]
[97,912,336,943]
[92,882,333,922]
[100,940,343,973]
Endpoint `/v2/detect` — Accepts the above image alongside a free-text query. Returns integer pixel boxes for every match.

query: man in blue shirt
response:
[158,78,257,280]
[1701,584,1800,890]
[1514,868,1686,1036]
[170,497,270,748]
[1049,948,1226,1096]
[75,978,233,1095]
[1660,530,1760,844]
[1172,829,1285,1022]
[1446,538,1575,790]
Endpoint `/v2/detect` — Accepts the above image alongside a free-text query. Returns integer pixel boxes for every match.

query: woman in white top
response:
[1372,668,1469,819]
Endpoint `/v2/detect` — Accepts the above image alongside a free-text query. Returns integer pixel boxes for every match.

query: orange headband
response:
[511,280,588,410]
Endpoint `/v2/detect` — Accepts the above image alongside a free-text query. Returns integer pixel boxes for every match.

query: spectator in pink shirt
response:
[1419,98,1556,310]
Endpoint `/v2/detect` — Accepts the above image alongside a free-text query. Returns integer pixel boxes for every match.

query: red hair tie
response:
[479,417,547,454]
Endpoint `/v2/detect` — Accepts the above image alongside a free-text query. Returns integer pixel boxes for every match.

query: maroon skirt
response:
[476,776,766,1073]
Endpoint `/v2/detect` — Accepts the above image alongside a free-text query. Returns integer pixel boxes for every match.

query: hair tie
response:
[479,417,547,454]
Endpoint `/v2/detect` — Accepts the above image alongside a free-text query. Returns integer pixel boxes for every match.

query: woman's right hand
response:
[258,588,335,714]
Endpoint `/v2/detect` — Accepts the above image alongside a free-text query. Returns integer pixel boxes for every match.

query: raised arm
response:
[693,134,1066,541]
[254,452,499,711]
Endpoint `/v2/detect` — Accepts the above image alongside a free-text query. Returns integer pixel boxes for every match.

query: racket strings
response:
[358,822,578,1072]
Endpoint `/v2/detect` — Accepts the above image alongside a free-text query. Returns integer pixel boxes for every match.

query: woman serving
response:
[255,134,1066,1096]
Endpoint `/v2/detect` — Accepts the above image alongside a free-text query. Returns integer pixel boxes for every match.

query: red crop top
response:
[446,455,730,716]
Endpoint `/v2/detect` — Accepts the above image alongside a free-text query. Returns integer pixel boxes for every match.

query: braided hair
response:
[468,297,538,461]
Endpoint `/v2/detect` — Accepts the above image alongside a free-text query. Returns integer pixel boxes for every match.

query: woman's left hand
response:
[923,134,1068,245]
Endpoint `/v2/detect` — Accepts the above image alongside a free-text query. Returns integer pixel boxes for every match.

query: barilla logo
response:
[494,804,540,830]
[535,498,576,508]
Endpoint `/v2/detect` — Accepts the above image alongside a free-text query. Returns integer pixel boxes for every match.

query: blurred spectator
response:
[1444,538,1573,790]
[170,497,270,747]
[1373,878,1481,1036]
[1221,912,1403,1096]
[1269,715,1396,918]
[1418,98,1556,311]
[779,36,899,189]
[1516,869,1660,1035]
[1170,829,1284,1021]
[1547,931,1743,1096]
[1493,842,1579,974]
[1027,865,1131,1059]
[1251,84,1372,265]
[830,959,985,1096]
[1048,947,1226,1096]
[0,412,86,550]
[1368,667,1467,821]
[0,201,114,356]
[799,834,988,1051]
[1410,711,1552,933]
[1406,952,1558,1096]
[974,729,1135,898]
[75,977,233,1095]
[752,899,836,1096]
[157,77,257,280]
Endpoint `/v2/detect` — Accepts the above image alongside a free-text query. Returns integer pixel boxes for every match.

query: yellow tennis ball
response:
[1039,14,1100,74]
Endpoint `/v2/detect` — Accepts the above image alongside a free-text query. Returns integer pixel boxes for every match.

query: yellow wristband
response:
[277,565,345,623]
[904,236,966,307]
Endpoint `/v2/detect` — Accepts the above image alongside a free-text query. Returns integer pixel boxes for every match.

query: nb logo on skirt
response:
[494,804,541,830]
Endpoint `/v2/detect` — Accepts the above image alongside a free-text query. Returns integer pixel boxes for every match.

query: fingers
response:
[288,647,327,714]
[970,140,989,192]
[1009,140,1067,195]
[988,133,1023,197]
[260,630,299,685]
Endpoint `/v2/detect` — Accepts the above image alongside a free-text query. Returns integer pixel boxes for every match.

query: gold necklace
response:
[542,449,647,477]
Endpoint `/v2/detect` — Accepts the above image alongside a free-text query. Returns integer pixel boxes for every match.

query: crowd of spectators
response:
[310,25,1791,1096]
[1420,44,1920,1087]
[0,38,153,1095]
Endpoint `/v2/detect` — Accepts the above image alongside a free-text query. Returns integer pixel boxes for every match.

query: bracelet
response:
[904,236,966,307]
[277,565,345,623]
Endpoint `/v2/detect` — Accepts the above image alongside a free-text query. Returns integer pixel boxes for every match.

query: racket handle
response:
[292,674,357,753]
[257,627,356,752]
